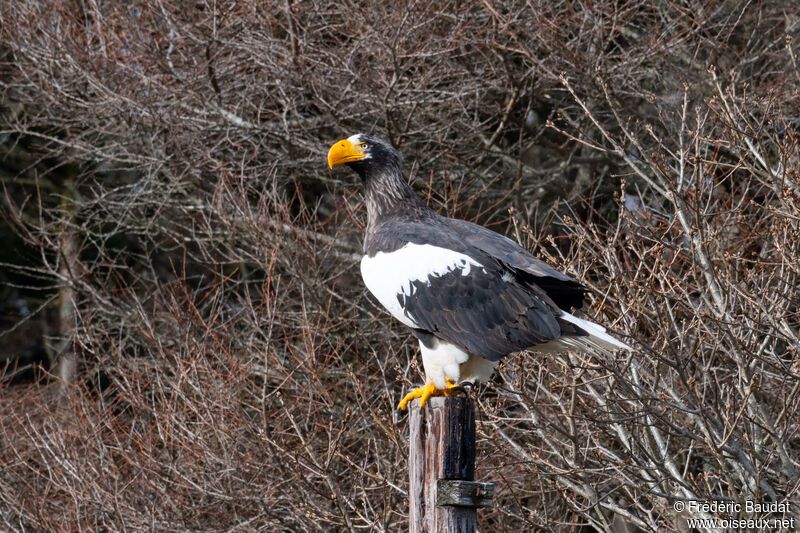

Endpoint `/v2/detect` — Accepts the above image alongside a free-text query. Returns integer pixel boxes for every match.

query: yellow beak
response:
[327,138,366,168]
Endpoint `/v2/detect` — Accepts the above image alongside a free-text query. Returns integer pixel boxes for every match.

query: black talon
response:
[459,381,475,393]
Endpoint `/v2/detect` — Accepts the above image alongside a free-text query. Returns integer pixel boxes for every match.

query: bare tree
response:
[0,1,798,531]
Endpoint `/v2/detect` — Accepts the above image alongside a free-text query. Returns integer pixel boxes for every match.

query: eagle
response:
[327,134,630,410]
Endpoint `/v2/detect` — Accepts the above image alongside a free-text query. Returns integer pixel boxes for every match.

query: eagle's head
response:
[327,134,402,178]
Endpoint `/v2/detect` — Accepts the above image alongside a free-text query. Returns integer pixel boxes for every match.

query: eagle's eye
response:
[359,142,370,151]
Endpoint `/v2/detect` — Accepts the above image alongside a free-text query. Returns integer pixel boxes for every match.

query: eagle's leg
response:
[398,378,461,410]
[442,378,465,396]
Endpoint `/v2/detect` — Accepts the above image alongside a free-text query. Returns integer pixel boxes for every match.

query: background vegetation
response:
[1,1,798,531]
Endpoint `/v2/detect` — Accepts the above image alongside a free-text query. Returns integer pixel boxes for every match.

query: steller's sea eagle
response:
[328,134,630,410]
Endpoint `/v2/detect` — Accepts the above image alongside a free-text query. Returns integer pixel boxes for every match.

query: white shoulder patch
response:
[360,243,485,327]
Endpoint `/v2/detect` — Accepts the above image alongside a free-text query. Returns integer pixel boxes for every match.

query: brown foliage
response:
[1,1,799,531]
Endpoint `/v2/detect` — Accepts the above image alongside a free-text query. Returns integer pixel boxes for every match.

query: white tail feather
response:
[536,311,631,354]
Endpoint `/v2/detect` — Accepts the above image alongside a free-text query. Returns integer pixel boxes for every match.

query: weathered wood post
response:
[409,396,497,532]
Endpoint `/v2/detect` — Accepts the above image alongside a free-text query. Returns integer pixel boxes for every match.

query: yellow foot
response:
[398,378,461,410]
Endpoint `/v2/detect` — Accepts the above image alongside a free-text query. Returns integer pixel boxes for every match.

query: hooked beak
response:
[327,138,367,168]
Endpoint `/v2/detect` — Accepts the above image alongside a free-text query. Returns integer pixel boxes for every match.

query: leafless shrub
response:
[1,1,798,531]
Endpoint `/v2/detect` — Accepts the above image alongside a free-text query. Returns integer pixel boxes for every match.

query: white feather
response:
[360,243,485,328]
[420,338,468,389]
[418,337,497,388]
[537,311,631,353]
[347,134,371,160]
[459,352,498,384]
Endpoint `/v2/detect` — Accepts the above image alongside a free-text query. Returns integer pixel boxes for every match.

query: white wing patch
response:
[360,243,485,328]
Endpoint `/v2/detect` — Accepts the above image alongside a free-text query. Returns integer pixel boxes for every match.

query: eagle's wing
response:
[360,221,566,361]
[445,218,587,310]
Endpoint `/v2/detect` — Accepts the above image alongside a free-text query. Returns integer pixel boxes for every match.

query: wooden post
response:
[409,396,496,533]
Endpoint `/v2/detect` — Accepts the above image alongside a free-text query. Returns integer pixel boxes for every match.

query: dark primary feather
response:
[443,218,587,311]
[400,265,561,360]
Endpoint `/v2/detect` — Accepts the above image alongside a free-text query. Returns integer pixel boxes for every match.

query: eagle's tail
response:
[536,311,631,354]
